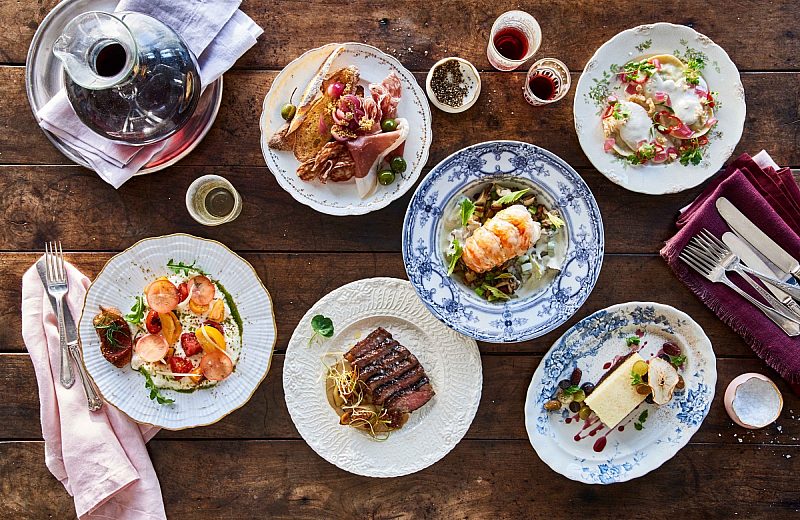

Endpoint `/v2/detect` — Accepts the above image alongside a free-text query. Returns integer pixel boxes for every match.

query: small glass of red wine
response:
[487,11,541,71]
[523,58,571,106]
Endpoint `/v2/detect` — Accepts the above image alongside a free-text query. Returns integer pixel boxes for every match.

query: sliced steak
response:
[358,345,412,379]
[343,327,392,364]
[364,355,418,392]
[372,364,426,405]
[352,338,402,369]
[385,379,435,413]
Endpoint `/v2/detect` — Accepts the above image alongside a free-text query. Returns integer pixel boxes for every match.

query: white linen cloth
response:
[36,0,263,188]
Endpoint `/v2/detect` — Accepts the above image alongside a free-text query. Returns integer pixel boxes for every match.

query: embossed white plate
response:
[260,42,432,215]
[525,302,716,483]
[78,234,277,430]
[574,23,746,194]
[284,278,482,477]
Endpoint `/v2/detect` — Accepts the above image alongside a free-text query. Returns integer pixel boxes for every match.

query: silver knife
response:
[36,258,103,411]
[717,197,800,282]
[723,232,800,319]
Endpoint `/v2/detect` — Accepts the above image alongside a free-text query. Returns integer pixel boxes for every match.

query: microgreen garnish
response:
[679,146,703,166]
[634,409,649,430]
[139,367,174,405]
[95,320,125,347]
[495,188,530,205]
[631,371,644,386]
[611,103,630,120]
[446,238,463,276]
[458,198,475,227]
[621,59,656,83]
[562,385,581,396]
[167,259,206,276]
[668,354,687,368]
[125,296,145,324]
[309,315,334,346]
[626,335,641,347]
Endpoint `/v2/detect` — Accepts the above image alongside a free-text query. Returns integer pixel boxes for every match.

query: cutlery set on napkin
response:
[662,152,800,386]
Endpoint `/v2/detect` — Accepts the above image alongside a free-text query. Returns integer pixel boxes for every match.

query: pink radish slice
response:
[135,334,169,362]
[200,350,233,381]
[189,275,215,306]
[146,279,180,313]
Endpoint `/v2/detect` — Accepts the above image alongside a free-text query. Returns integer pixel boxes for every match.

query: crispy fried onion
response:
[296,141,356,182]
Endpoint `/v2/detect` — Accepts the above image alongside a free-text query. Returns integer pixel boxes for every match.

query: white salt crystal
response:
[733,377,782,427]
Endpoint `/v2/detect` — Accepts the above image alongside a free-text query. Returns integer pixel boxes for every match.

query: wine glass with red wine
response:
[523,58,571,106]
[487,11,541,71]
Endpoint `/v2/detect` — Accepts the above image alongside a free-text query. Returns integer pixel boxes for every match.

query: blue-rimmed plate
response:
[402,141,604,343]
[525,302,716,484]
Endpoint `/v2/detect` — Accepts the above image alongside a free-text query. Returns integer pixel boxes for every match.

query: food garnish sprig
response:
[309,314,334,346]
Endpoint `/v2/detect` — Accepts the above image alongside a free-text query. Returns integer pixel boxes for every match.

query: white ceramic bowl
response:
[425,57,481,113]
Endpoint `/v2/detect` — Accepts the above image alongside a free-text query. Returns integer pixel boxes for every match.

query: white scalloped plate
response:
[284,278,482,477]
[78,234,277,430]
[574,23,746,194]
[259,42,432,215]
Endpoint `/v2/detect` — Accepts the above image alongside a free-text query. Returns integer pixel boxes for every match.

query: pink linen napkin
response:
[36,0,263,189]
[661,152,800,385]
[21,259,165,519]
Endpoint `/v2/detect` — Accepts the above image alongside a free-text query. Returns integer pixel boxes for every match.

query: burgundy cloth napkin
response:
[661,152,800,385]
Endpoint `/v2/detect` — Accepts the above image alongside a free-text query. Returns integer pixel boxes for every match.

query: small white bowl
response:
[724,373,783,429]
[425,57,481,113]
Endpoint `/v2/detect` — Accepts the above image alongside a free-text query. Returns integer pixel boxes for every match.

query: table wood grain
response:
[1,1,799,518]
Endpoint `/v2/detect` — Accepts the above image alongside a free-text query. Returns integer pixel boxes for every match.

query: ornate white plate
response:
[525,302,716,484]
[259,42,432,216]
[78,234,277,430]
[574,23,746,194]
[402,141,604,343]
[284,278,482,477]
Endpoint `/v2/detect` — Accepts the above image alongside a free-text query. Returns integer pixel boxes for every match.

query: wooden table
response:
[2,1,799,517]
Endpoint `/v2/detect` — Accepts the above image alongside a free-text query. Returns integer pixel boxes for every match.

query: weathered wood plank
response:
[2,440,798,518]
[1,1,798,71]
[0,252,760,356]
[2,68,799,168]
[3,353,798,443]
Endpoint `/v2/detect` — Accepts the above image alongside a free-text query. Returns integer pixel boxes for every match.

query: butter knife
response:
[717,197,800,282]
[723,233,800,319]
[36,258,103,411]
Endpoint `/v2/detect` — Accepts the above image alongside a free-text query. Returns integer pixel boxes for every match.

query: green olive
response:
[378,169,396,185]
[381,118,397,132]
[280,103,297,121]
[390,156,407,174]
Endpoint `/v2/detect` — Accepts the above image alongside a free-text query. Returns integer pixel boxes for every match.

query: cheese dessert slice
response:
[584,352,647,429]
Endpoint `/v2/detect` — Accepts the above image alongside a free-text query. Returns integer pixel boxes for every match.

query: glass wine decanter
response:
[53,11,201,145]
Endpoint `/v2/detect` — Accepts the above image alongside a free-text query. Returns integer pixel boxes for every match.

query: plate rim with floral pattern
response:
[77,233,277,430]
[402,140,604,343]
[524,301,716,484]
[283,277,482,477]
[574,22,746,194]
[259,42,432,216]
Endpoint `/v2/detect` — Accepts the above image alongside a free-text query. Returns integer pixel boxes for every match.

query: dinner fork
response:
[44,242,75,388]
[694,229,800,302]
[680,241,800,336]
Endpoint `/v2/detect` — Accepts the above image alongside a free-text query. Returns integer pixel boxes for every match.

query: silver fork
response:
[44,242,75,388]
[680,240,800,336]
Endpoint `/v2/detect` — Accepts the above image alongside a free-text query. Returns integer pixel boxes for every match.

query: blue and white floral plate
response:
[402,141,604,343]
[525,302,716,484]
[574,23,745,194]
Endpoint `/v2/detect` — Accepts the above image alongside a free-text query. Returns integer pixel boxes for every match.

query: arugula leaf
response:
[679,147,703,166]
[459,198,476,227]
[125,296,145,324]
[167,258,206,277]
[495,188,530,206]
[308,314,334,346]
[626,335,641,347]
[562,385,581,396]
[446,239,463,276]
[482,284,511,302]
[668,354,687,368]
[631,372,643,386]
[634,409,649,430]
[139,367,174,405]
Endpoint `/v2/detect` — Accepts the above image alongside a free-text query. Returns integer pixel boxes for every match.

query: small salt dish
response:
[425,57,481,113]
[724,373,783,429]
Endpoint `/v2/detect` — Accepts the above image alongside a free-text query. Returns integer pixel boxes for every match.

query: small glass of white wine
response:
[185,174,242,226]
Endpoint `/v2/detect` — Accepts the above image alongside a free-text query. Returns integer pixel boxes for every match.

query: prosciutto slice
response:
[345,118,409,198]
[369,72,402,119]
